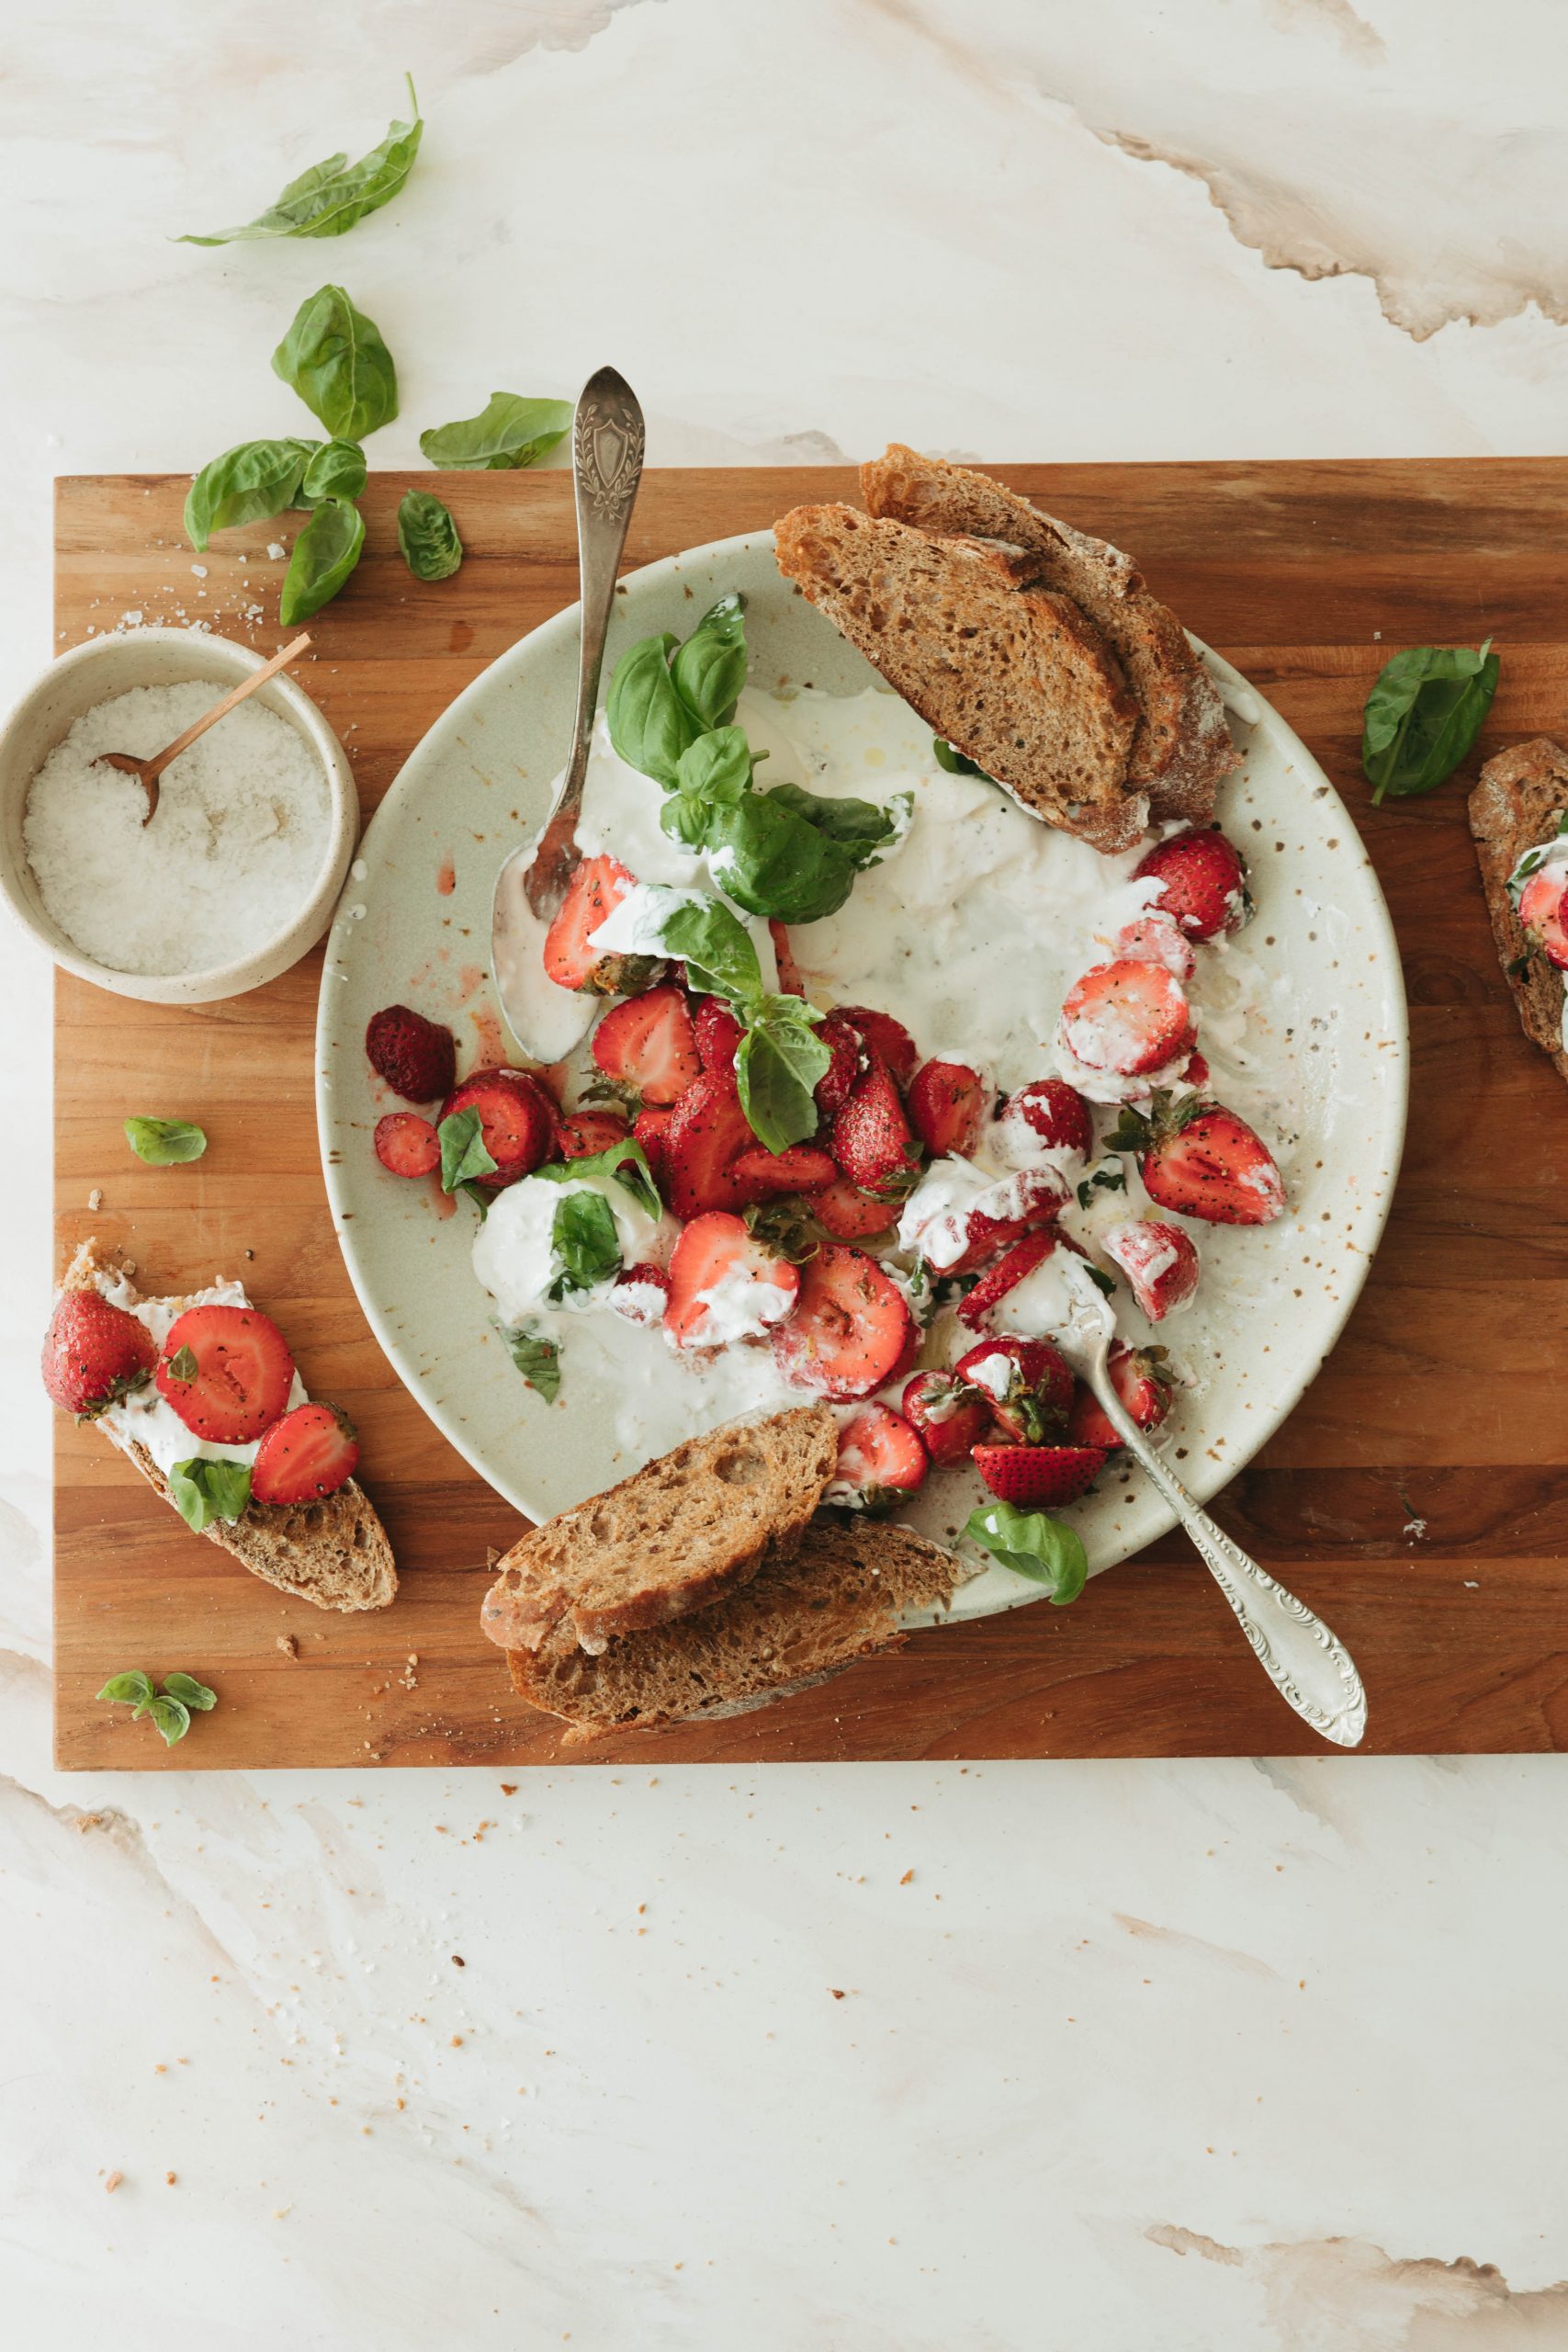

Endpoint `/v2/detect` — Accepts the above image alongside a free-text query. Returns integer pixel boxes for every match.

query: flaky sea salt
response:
[24,681,331,977]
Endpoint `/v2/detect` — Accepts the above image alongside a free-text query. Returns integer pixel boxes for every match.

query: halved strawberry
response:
[1114,912,1196,981]
[439,1069,557,1187]
[733,1142,837,1194]
[920,1167,1069,1277]
[1115,1099,1285,1227]
[772,1243,917,1400]
[365,1003,457,1103]
[1101,1217,1201,1317]
[662,1073,757,1220]
[693,995,743,1074]
[954,1335,1074,1443]
[156,1304,295,1445]
[1067,1343,1175,1449]
[633,1105,674,1186]
[972,1442,1106,1508]
[831,1404,929,1509]
[251,1400,358,1505]
[374,1112,440,1179]
[996,1078,1094,1163]
[769,919,806,995]
[543,854,636,990]
[813,1012,863,1118]
[558,1110,632,1159]
[1519,868,1568,968]
[908,1059,986,1157]
[900,1368,994,1467]
[810,1173,897,1241]
[1134,828,1251,940]
[1059,959,1192,1077]
[664,1212,799,1350]
[592,984,701,1106]
[831,1064,922,1194]
[840,1004,919,1088]
[41,1291,155,1419]
[610,1263,671,1326]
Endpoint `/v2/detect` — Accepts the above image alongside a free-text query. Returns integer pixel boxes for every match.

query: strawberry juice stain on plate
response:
[436,854,456,896]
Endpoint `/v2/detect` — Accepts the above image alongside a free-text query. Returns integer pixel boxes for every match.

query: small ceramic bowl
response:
[0,627,357,1004]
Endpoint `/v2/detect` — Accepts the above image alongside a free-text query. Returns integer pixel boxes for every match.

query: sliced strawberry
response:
[1519,868,1568,969]
[592,984,701,1106]
[901,1368,994,1467]
[1140,1108,1284,1227]
[1101,1217,1201,1317]
[41,1291,155,1419]
[769,919,806,995]
[972,1442,1106,1508]
[994,1078,1094,1165]
[813,1011,863,1118]
[558,1110,632,1159]
[831,1404,929,1508]
[633,1105,674,1186]
[1059,959,1192,1078]
[611,1263,671,1326]
[840,1004,919,1088]
[374,1112,440,1179]
[1067,1343,1175,1449]
[908,1059,987,1157]
[810,1172,898,1241]
[1182,1052,1211,1091]
[1134,828,1251,940]
[543,854,636,990]
[920,1167,1069,1277]
[662,1073,757,1220]
[772,1243,917,1400]
[831,1064,922,1194]
[693,995,743,1074]
[156,1304,295,1445]
[956,1228,1055,1329]
[365,1003,457,1103]
[439,1069,557,1187]
[664,1212,799,1350]
[1114,912,1196,981]
[733,1142,837,1194]
[251,1400,358,1505]
[954,1335,1074,1442]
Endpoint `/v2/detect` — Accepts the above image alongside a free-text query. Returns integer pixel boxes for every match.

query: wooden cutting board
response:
[51,458,1568,1769]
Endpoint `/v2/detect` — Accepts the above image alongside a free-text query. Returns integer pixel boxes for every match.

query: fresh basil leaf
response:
[459,1180,491,1218]
[660,898,761,1005]
[272,284,398,440]
[497,1320,562,1405]
[932,737,992,781]
[144,1694,193,1747]
[605,633,699,786]
[671,594,749,729]
[438,1106,498,1193]
[166,1345,197,1384]
[965,1499,1088,1606]
[97,1670,154,1707]
[397,488,463,582]
[279,496,365,626]
[1362,641,1500,805]
[177,75,423,244]
[169,1457,253,1533]
[418,392,572,471]
[534,1136,660,1219]
[1075,1162,1127,1211]
[299,438,367,504]
[184,439,318,552]
[762,781,907,865]
[659,724,754,847]
[1082,1262,1117,1299]
[125,1116,207,1166]
[162,1672,217,1712]
[546,1190,622,1302]
[735,1002,830,1154]
[705,791,860,924]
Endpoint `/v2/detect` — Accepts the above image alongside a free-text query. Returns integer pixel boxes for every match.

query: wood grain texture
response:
[51,459,1568,1768]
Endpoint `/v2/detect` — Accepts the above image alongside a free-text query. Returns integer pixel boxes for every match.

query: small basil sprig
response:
[497,1320,561,1404]
[418,393,571,471]
[125,1116,207,1165]
[97,1668,218,1747]
[273,284,398,442]
[662,899,830,1154]
[437,1106,499,1194]
[300,439,367,504]
[397,489,463,582]
[169,1457,252,1533]
[184,439,320,551]
[534,1136,661,1219]
[177,76,423,244]
[965,1499,1088,1606]
[280,497,365,627]
[546,1191,622,1302]
[705,785,909,925]
[1361,640,1500,805]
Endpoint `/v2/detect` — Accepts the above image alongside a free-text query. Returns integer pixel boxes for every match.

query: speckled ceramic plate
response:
[316,530,1407,1620]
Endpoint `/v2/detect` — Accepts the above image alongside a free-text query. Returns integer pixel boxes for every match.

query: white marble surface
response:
[5,5,1568,2342]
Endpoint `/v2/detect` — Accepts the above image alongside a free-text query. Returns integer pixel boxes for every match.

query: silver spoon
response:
[94,631,312,824]
[1050,1261,1368,1747]
[491,367,645,1063]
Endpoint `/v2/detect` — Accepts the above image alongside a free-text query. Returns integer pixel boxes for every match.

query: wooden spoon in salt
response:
[95,632,312,825]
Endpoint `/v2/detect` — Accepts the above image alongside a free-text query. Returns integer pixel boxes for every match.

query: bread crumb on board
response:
[276,1634,299,1657]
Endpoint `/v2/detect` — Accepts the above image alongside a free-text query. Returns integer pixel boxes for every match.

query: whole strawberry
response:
[1067,1344,1176,1449]
[955,1335,1074,1443]
[971,1442,1106,1508]
[908,1059,987,1157]
[901,1368,993,1467]
[831,1063,923,1196]
[41,1292,156,1419]
[1133,828,1251,941]
[1110,1092,1285,1227]
[366,1003,457,1104]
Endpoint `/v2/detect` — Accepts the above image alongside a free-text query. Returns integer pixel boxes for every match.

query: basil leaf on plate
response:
[704,791,861,924]
[932,737,993,781]
[96,1669,154,1708]
[965,1498,1088,1606]
[660,724,754,847]
[606,632,700,787]
[279,496,366,626]
[671,593,749,730]
[735,999,831,1155]
[497,1321,562,1405]
[546,1191,622,1302]
[660,897,762,1005]
[177,75,423,243]
[272,284,398,440]
[418,392,571,471]
[534,1136,660,1219]
[299,438,367,504]
[184,439,319,551]
[397,488,463,582]
[125,1116,207,1165]
[437,1106,499,1194]
[1361,640,1500,805]
[162,1671,217,1711]
[168,1457,253,1534]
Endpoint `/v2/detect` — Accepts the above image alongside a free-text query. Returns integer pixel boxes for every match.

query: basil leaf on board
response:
[605,633,700,787]
[177,75,423,244]
[397,488,463,582]
[184,439,318,551]
[534,1136,660,1219]
[125,1116,207,1165]
[272,284,398,440]
[162,1672,217,1711]
[299,438,367,504]
[705,792,861,924]
[932,737,993,781]
[418,392,572,471]
[964,1498,1089,1606]
[168,1457,253,1534]
[497,1321,562,1405]
[546,1191,622,1302]
[438,1105,499,1194]
[671,594,749,730]
[735,1003,831,1155]
[144,1694,193,1747]
[1361,640,1500,805]
[660,898,762,1005]
[279,496,366,627]
[97,1670,154,1707]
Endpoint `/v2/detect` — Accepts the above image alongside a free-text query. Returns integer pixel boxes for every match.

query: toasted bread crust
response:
[1469,737,1568,1084]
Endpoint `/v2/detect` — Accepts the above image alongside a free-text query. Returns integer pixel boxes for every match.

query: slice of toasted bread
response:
[61,1238,397,1612]
[773,503,1145,854]
[480,1404,840,1654]
[1469,737,1568,1084]
[860,445,1240,822]
[505,1517,975,1743]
